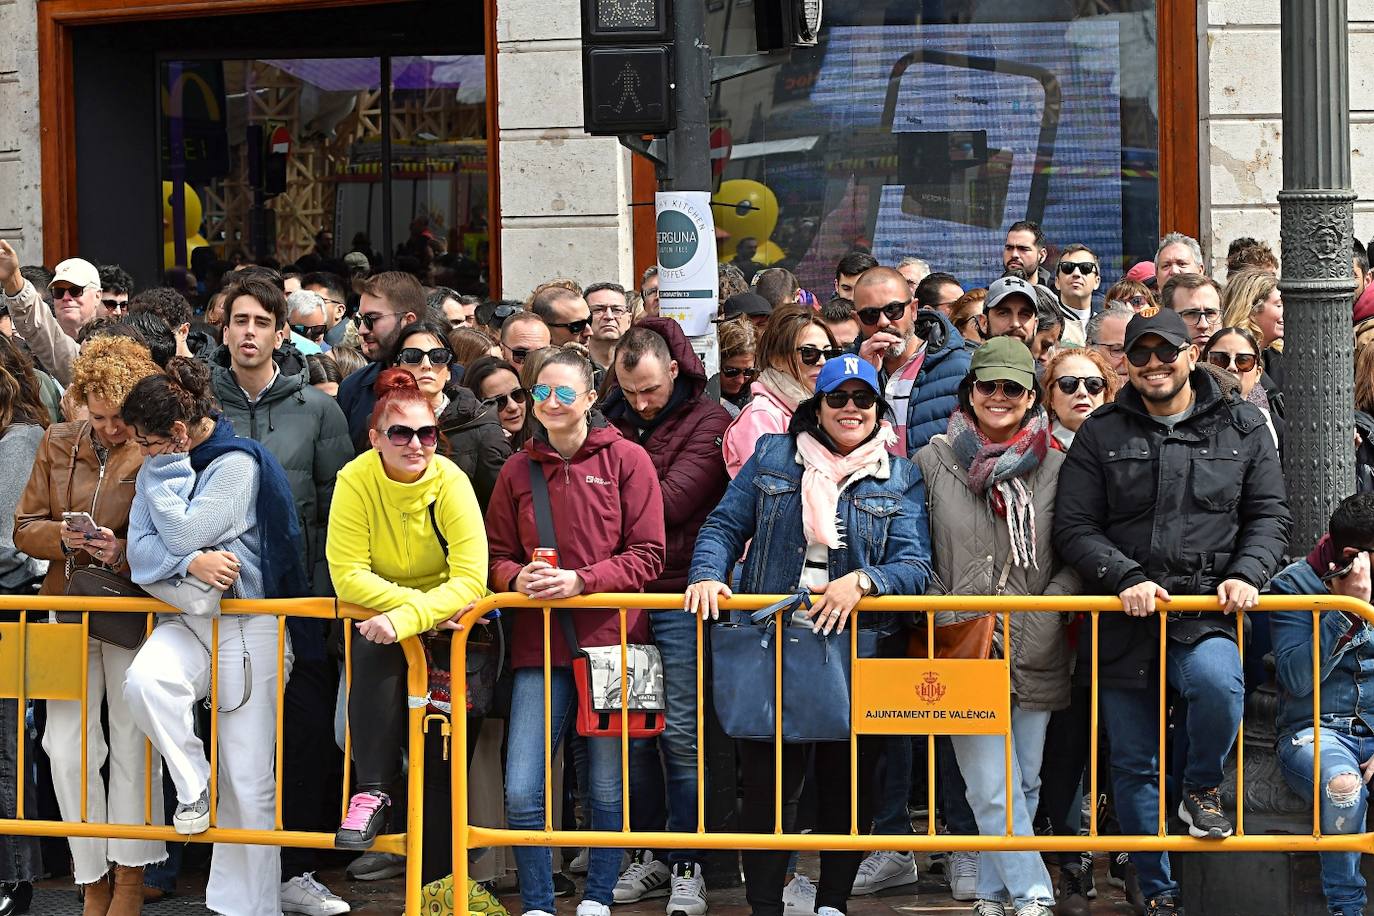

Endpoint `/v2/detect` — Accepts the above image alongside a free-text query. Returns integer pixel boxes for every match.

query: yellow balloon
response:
[714,179,781,262]
[160,180,205,241]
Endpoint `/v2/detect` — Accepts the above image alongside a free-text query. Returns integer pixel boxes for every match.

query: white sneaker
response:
[666,862,708,916]
[949,851,979,902]
[578,902,612,916]
[614,850,671,903]
[281,872,350,915]
[816,908,843,916]
[782,874,817,916]
[1013,904,1054,916]
[971,902,1005,916]
[850,850,918,895]
[569,848,590,874]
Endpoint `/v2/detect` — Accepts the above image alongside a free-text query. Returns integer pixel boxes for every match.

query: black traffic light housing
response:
[755,0,822,51]
[580,0,675,136]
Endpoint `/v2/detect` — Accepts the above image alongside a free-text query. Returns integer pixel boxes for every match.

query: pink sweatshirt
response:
[722,380,795,478]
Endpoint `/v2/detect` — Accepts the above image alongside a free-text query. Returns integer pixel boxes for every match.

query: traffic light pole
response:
[662,0,711,191]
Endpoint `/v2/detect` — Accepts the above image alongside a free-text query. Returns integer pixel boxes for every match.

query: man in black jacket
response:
[1053,309,1291,916]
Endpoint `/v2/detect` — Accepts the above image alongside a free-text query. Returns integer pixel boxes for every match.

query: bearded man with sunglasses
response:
[853,267,972,458]
[1053,308,1291,916]
[336,271,426,447]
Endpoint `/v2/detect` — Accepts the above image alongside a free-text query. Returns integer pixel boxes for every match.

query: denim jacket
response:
[1270,558,1374,741]
[688,433,933,635]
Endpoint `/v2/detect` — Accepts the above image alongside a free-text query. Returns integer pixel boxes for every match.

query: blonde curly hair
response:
[69,336,162,409]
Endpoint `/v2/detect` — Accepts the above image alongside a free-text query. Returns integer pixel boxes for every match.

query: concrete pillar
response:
[0,0,44,263]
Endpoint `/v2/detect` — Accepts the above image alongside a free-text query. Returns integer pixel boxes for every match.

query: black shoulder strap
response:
[427,502,448,554]
[527,461,579,653]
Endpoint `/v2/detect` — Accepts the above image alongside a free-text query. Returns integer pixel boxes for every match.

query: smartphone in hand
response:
[62,511,100,538]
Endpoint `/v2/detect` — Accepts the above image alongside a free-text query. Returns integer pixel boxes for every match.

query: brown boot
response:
[106,866,143,916]
[81,874,112,916]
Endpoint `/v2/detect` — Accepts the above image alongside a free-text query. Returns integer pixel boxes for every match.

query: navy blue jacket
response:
[688,433,933,636]
[884,310,973,456]
[336,361,382,452]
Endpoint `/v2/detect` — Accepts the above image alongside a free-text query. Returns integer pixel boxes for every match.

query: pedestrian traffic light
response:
[580,0,674,136]
[754,0,822,50]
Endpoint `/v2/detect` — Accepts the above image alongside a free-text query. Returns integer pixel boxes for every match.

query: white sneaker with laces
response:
[949,851,979,902]
[1013,903,1054,916]
[816,907,843,916]
[850,850,918,895]
[578,901,612,916]
[666,862,708,916]
[280,872,350,915]
[614,850,671,903]
[781,874,817,916]
[971,901,1005,916]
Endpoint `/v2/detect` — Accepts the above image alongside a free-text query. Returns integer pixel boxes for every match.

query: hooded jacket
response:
[438,386,512,513]
[722,378,796,478]
[879,309,974,456]
[485,422,665,669]
[1052,366,1291,686]
[600,317,732,591]
[209,345,353,593]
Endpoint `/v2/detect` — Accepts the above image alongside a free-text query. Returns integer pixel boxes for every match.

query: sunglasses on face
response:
[395,347,455,367]
[548,318,591,334]
[973,379,1028,399]
[1127,344,1187,368]
[1206,351,1258,372]
[482,388,529,412]
[856,300,910,326]
[1108,295,1152,310]
[797,345,843,365]
[1053,375,1108,396]
[822,389,878,410]
[385,424,439,447]
[508,346,531,365]
[292,323,327,341]
[103,298,127,314]
[52,285,84,300]
[1058,261,1098,276]
[357,311,399,331]
[531,383,584,406]
[721,366,758,380]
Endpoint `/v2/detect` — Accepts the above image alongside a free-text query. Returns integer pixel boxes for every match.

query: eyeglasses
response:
[395,347,455,367]
[1126,343,1187,368]
[385,424,439,447]
[1052,375,1108,396]
[973,379,1029,399]
[856,300,910,326]
[1206,351,1258,372]
[52,285,84,301]
[508,346,531,365]
[822,389,878,410]
[1109,295,1152,310]
[357,311,401,331]
[547,318,591,335]
[103,298,127,314]
[1058,261,1098,276]
[482,388,529,412]
[797,345,843,365]
[292,323,327,341]
[591,305,629,317]
[1176,307,1221,326]
[642,287,659,299]
[721,366,758,380]
[531,383,584,406]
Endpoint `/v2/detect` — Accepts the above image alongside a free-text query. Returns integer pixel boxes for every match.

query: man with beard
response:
[336,271,424,447]
[1003,220,1054,288]
[1053,308,1291,916]
[980,275,1040,346]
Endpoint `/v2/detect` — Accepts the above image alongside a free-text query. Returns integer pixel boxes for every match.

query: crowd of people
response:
[0,219,1366,916]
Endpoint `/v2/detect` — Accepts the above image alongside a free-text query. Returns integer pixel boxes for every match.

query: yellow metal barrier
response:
[448,591,1374,898]
[0,595,429,914]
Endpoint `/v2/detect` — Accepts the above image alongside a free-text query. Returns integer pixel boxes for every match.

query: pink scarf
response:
[796,422,898,549]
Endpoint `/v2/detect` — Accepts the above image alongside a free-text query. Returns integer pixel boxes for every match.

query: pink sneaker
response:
[336,790,390,850]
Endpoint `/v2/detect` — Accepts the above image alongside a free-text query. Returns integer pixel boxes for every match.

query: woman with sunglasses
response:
[464,355,530,440]
[709,316,758,418]
[326,369,488,876]
[1042,348,1120,449]
[1202,327,1282,452]
[484,348,665,916]
[949,289,987,345]
[393,320,511,511]
[1220,268,1286,392]
[120,357,310,916]
[722,305,839,477]
[687,355,931,916]
[914,337,1079,916]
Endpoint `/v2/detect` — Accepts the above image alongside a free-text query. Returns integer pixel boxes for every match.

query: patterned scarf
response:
[795,423,897,549]
[946,406,1051,569]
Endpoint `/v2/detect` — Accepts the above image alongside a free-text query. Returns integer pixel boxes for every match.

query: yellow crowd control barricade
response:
[0,595,429,914]
[447,592,1374,896]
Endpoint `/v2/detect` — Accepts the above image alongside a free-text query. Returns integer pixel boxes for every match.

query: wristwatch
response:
[854,569,875,596]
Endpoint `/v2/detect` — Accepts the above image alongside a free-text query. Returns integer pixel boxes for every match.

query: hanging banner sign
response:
[655,191,718,337]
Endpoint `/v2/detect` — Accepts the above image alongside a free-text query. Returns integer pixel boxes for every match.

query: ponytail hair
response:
[369,367,435,430]
[120,356,218,437]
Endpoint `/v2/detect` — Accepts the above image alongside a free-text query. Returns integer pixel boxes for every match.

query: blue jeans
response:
[1100,634,1244,900]
[871,738,915,834]
[1277,728,1374,914]
[950,705,1054,907]
[628,609,699,865]
[506,667,623,913]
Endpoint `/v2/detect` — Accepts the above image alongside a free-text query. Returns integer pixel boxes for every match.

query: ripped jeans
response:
[1277,727,1374,914]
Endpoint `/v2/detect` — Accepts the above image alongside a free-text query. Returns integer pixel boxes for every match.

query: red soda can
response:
[532,547,559,567]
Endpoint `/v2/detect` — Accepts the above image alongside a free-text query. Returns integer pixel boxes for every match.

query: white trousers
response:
[43,637,166,885]
[124,615,292,916]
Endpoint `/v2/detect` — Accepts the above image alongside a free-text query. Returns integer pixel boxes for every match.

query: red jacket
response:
[600,317,732,591]
[485,422,666,669]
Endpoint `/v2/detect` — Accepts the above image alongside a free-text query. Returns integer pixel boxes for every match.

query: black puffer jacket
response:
[1052,366,1291,687]
[438,386,511,512]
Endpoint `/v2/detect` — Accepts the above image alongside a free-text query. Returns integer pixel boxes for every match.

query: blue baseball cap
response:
[815,353,881,395]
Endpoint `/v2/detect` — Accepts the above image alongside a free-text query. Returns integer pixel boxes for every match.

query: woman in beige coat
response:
[914,338,1079,916]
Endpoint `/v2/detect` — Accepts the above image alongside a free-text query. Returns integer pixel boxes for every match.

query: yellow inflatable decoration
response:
[713,179,785,265]
[161,180,210,269]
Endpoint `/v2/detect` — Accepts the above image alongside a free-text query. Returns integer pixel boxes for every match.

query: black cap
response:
[1124,308,1191,352]
[720,292,773,320]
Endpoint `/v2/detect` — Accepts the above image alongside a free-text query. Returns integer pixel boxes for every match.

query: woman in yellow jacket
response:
[326,369,487,878]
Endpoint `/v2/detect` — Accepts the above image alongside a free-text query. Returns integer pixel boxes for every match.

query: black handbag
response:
[62,566,152,650]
